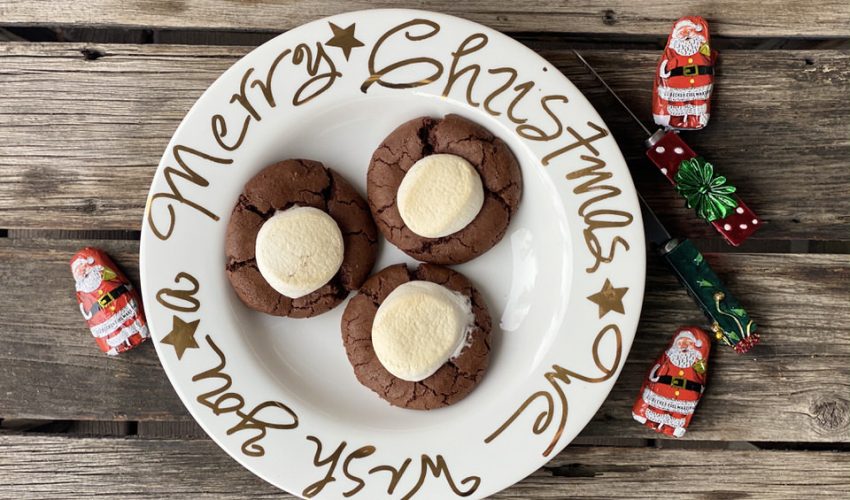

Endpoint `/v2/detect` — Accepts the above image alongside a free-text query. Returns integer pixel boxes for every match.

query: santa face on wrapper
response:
[632,327,711,437]
[71,248,149,356]
[652,16,717,130]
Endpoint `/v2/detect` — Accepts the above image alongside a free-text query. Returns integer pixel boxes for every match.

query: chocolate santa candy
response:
[632,327,711,437]
[71,248,149,355]
[652,16,717,130]
[573,49,761,246]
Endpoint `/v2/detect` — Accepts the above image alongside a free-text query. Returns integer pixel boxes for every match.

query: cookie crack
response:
[438,131,497,151]
[418,118,437,157]
[272,291,288,315]
[435,135,518,206]
[238,195,273,219]
[319,165,334,211]
[343,229,378,244]
[373,144,416,176]
[226,257,256,272]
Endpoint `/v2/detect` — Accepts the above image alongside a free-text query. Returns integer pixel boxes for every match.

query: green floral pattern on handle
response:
[675,157,738,222]
[664,239,759,353]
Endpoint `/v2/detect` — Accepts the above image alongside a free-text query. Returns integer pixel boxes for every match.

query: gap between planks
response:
[5,229,850,255]
[8,420,850,451]
[0,433,848,498]
[0,0,849,37]
[4,26,850,50]
[0,420,773,451]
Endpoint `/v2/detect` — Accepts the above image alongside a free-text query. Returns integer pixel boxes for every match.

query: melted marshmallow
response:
[396,154,484,238]
[371,281,474,382]
[255,206,344,299]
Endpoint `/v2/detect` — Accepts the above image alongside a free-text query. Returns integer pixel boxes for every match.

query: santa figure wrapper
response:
[652,16,717,130]
[71,247,149,355]
[632,327,711,437]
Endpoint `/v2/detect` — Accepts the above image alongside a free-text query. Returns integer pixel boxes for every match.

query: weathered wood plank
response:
[67,420,130,436]
[1,418,130,437]
[0,238,847,441]
[137,420,208,439]
[0,44,846,241]
[0,1,848,37]
[134,420,660,447]
[0,239,185,421]
[562,50,850,243]
[0,434,848,498]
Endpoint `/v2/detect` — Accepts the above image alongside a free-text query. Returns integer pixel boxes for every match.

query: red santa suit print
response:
[71,248,149,355]
[632,327,711,437]
[652,16,717,130]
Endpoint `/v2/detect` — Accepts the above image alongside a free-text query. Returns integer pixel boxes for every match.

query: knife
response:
[570,50,759,352]
[573,50,761,247]
[638,193,758,353]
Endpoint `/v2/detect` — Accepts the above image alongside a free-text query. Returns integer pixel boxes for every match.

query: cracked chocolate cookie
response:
[225,159,377,318]
[367,114,522,264]
[341,263,491,410]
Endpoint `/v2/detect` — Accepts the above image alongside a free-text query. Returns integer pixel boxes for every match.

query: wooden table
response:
[1,2,849,497]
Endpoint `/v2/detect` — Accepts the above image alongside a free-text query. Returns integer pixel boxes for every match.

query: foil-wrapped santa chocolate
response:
[71,247,149,355]
[652,16,717,130]
[632,326,711,437]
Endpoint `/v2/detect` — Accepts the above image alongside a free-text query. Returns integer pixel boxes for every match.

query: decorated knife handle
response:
[646,130,760,246]
[661,238,759,353]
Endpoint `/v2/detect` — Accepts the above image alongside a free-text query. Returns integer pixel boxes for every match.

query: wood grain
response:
[137,421,655,447]
[0,44,847,242]
[0,433,848,498]
[137,420,208,439]
[1,1,849,37]
[1,238,847,442]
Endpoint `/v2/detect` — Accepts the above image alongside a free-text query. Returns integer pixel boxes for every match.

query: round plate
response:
[140,9,645,499]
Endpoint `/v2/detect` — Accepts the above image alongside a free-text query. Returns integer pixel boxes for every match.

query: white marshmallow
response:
[254,206,344,299]
[397,154,484,238]
[371,280,474,382]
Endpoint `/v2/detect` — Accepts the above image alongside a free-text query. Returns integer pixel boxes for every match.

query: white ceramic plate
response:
[140,9,645,499]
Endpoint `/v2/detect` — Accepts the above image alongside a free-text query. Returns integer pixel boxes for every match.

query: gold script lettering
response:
[290,43,341,106]
[485,323,622,457]
[541,121,609,166]
[361,19,443,93]
[506,80,534,124]
[401,455,481,500]
[230,68,263,121]
[303,437,480,499]
[246,43,340,110]
[369,459,413,495]
[482,67,517,116]
[566,155,634,273]
[192,335,298,457]
[441,33,488,107]
[303,437,347,498]
[342,445,377,497]
[155,272,200,313]
[211,113,251,152]
[516,95,569,141]
[147,145,232,240]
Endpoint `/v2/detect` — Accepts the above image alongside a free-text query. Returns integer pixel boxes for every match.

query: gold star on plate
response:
[325,22,364,60]
[160,316,200,360]
[587,279,628,318]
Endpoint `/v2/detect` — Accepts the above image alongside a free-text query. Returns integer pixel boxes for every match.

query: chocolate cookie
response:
[367,114,522,264]
[225,159,377,318]
[341,263,491,409]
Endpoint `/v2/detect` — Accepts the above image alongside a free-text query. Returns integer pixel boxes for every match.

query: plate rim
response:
[139,8,646,498]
